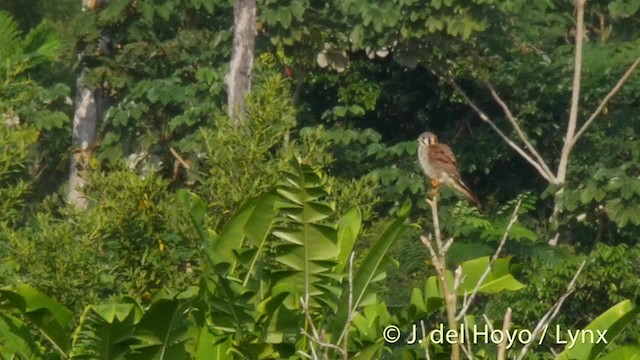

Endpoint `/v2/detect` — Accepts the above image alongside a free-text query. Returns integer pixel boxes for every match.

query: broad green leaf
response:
[0,284,73,356]
[334,206,362,273]
[176,190,206,241]
[332,202,410,333]
[556,300,640,360]
[69,304,138,360]
[0,313,44,360]
[457,256,525,294]
[215,193,277,267]
[272,160,340,309]
[129,299,191,360]
[90,303,136,324]
[598,346,640,360]
[194,333,231,360]
[257,292,299,341]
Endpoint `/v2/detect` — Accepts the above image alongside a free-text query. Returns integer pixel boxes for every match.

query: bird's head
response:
[418,132,438,146]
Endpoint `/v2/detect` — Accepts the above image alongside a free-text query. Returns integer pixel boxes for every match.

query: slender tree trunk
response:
[226,0,256,124]
[68,0,109,210]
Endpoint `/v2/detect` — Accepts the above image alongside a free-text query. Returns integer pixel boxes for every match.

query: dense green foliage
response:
[1,0,640,358]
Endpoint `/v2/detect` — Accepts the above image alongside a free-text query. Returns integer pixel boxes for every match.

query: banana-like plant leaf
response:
[69,304,138,360]
[193,333,231,360]
[332,201,410,334]
[556,300,639,360]
[272,160,340,309]
[0,312,44,359]
[352,341,384,360]
[257,292,299,342]
[597,345,640,360]
[176,189,207,243]
[0,284,73,356]
[414,255,523,316]
[215,193,277,267]
[334,206,362,274]
[129,299,191,360]
[457,256,525,294]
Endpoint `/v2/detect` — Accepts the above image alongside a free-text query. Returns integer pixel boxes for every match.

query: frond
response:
[0,10,23,60]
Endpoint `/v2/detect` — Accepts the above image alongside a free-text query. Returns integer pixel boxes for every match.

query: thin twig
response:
[516,260,587,360]
[170,147,190,169]
[300,297,321,359]
[296,350,313,359]
[461,313,474,360]
[301,328,346,355]
[482,314,495,333]
[420,235,441,269]
[433,73,555,184]
[442,237,455,254]
[497,307,512,360]
[421,320,431,360]
[456,200,522,321]
[453,266,463,292]
[572,56,640,146]
[485,82,555,180]
[340,252,356,360]
[426,197,443,250]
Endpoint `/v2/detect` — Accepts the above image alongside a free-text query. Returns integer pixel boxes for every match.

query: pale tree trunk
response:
[68,0,110,210]
[226,0,256,125]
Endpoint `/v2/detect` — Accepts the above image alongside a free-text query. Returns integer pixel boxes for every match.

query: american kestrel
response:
[418,131,479,206]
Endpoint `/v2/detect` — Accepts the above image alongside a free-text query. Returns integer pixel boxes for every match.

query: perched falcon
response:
[417,131,479,206]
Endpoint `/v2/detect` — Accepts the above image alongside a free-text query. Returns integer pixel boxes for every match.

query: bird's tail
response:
[453,180,481,209]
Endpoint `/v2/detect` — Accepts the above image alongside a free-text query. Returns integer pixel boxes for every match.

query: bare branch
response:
[482,314,495,333]
[461,314,474,360]
[421,195,461,360]
[557,0,586,183]
[572,56,640,146]
[170,147,191,170]
[420,320,431,360]
[300,328,345,356]
[485,82,555,180]
[420,235,442,272]
[434,73,556,184]
[453,266,463,292]
[336,252,356,359]
[296,350,313,360]
[300,297,321,359]
[497,308,512,360]
[516,260,587,360]
[459,333,474,360]
[456,200,522,321]
[301,296,347,359]
[426,197,443,250]
[442,237,455,254]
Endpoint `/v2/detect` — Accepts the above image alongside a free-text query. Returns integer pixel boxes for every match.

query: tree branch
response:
[557,0,586,183]
[434,73,556,184]
[516,260,587,360]
[425,198,443,250]
[421,195,460,360]
[571,56,640,147]
[485,82,556,180]
[456,200,522,321]
[497,308,512,360]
